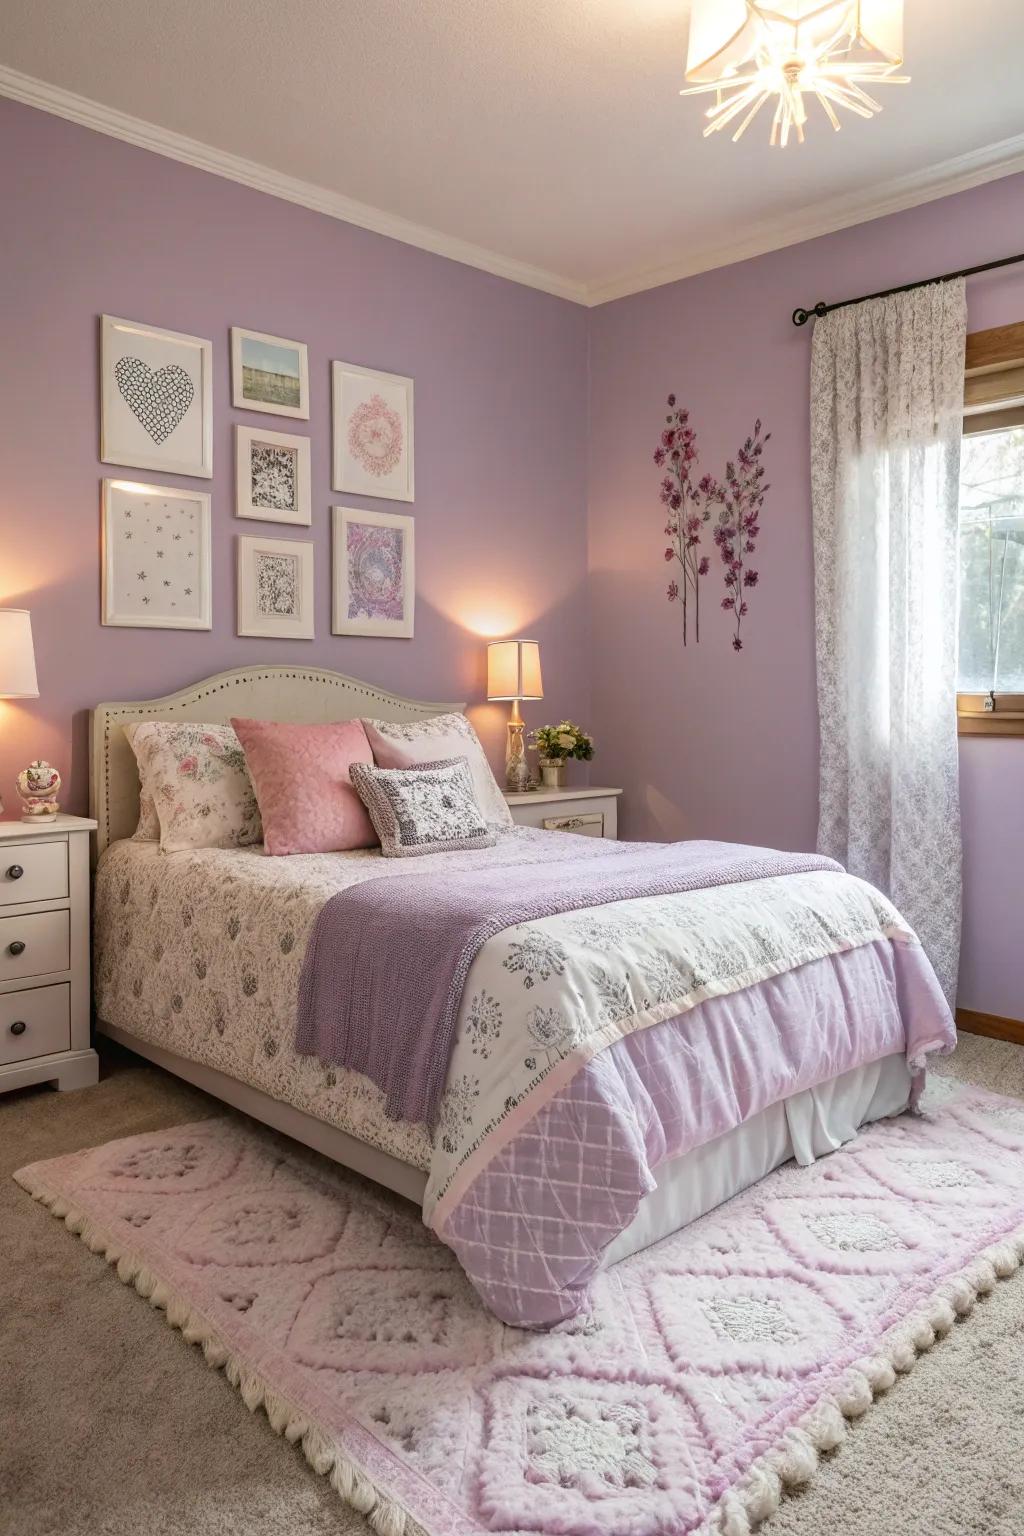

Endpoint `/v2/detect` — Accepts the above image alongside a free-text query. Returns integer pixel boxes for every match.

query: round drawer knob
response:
[9,1021,27,1036]
[7,941,25,956]
[6,865,24,881]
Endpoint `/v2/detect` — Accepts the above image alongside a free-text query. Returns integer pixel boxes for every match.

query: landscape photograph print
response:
[231,327,310,419]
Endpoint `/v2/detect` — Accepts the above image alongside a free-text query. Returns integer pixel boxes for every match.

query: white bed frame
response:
[90,664,913,1259]
[90,664,461,1204]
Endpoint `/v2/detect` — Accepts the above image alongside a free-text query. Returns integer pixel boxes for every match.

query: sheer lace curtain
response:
[810,279,966,1004]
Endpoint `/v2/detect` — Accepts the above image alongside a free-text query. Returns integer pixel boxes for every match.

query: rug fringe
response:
[13,1168,414,1536]
[709,1229,1024,1534]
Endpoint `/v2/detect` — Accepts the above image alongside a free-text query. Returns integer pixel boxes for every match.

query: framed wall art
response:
[234,424,311,525]
[237,534,314,639]
[331,360,414,502]
[332,505,414,638]
[100,315,213,478]
[101,479,212,630]
[231,327,310,419]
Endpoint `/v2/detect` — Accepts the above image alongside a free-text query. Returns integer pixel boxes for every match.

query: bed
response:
[91,665,956,1327]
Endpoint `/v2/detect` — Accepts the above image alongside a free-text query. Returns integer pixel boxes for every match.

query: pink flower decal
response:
[347,393,403,478]
[657,396,770,652]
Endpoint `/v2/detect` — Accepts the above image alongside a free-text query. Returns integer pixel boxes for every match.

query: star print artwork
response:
[102,479,212,630]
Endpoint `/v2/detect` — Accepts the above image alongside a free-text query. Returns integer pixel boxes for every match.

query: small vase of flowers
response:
[530,721,594,788]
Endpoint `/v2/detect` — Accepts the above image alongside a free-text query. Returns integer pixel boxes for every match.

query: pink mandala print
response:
[346,521,405,622]
[347,393,403,479]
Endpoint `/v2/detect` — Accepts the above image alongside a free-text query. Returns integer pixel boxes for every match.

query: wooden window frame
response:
[958,322,1024,737]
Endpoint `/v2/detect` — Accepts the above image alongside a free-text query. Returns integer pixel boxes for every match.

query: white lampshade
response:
[0,609,39,699]
[686,0,903,82]
[487,640,543,702]
[685,0,754,83]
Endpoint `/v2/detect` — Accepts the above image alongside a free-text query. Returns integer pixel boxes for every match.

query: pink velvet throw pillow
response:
[231,717,377,856]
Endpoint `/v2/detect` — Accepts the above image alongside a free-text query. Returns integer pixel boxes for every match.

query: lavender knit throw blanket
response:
[295,839,843,1126]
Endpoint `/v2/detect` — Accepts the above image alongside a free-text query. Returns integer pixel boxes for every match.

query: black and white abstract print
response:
[255,550,299,617]
[250,444,298,511]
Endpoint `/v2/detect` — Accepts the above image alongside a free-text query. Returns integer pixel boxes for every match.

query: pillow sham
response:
[231,717,377,856]
[350,757,496,858]
[132,785,161,842]
[360,712,512,829]
[124,721,262,853]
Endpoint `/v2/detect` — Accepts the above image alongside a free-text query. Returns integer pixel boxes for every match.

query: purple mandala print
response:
[347,393,403,478]
[346,521,405,622]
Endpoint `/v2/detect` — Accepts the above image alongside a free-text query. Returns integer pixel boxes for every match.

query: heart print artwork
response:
[115,356,195,443]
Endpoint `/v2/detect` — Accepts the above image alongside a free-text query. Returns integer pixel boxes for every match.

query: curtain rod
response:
[791,252,1024,328]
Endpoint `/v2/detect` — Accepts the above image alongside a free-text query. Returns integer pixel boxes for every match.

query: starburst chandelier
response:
[682,0,909,147]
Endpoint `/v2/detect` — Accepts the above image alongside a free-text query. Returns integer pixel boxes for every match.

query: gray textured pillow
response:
[350,757,495,858]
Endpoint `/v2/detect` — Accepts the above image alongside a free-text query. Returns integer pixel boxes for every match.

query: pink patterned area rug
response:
[15,1078,1024,1536]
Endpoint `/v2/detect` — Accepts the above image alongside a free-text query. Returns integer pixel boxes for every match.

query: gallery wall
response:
[0,97,590,813]
[587,170,1024,1020]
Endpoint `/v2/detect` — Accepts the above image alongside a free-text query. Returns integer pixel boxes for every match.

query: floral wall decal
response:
[657,397,770,650]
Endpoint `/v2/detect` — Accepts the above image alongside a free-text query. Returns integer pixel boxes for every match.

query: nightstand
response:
[0,815,99,1095]
[504,786,622,839]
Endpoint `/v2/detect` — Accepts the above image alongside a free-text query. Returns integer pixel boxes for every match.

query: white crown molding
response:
[585,132,1024,306]
[0,65,588,306]
[4,63,1024,312]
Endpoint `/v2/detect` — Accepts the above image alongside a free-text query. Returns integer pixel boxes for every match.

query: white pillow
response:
[361,712,512,829]
[124,721,262,853]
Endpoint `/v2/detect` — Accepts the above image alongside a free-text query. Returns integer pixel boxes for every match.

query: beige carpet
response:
[2,1036,1023,1536]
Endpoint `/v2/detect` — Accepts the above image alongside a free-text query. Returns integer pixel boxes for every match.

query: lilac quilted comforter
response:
[300,831,956,1327]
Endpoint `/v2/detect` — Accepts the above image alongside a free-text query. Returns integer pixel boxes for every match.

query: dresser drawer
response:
[0,984,71,1065]
[543,811,605,837]
[0,910,70,981]
[0,839,68,907]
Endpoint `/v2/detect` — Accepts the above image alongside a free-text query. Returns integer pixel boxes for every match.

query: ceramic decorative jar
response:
[16,760,61,821]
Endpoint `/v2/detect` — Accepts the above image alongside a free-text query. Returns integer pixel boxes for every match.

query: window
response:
[957,323,1024,736]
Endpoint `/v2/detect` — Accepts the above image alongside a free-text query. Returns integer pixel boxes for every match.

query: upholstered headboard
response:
[90,665,463,857]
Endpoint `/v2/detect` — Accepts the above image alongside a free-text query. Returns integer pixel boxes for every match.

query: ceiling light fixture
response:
[682,0,909,147]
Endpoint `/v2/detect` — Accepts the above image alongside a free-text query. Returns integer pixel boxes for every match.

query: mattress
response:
[94,828,612,1173]
[94,838,435,1170]
[95,832,952,1327]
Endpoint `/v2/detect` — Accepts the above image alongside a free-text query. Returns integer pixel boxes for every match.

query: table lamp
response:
[487,639,543,793]
[0,609,40,818]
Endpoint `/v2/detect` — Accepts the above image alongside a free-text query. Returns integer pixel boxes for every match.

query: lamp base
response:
[504,701,531,793]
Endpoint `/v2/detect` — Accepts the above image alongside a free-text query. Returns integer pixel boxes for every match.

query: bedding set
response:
[95,708,957,1328]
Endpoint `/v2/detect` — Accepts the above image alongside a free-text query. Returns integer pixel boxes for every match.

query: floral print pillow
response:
[124,721,262,853]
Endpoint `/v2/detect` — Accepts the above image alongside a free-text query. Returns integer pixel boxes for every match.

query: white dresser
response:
[0,815,99,1095]
[504,786,622,839]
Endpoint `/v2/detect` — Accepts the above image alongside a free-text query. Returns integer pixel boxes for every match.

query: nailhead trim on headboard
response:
[92,666,464,857]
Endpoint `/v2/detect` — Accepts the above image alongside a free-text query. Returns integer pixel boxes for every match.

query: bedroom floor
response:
[2,1036,1023,1536]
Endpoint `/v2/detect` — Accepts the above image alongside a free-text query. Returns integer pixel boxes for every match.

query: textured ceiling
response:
[3,0,1023,300]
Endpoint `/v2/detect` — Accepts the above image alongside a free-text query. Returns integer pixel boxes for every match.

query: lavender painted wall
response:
[2,95,1020,1016]
[0,98,589,814]
[588,173,1024,1019]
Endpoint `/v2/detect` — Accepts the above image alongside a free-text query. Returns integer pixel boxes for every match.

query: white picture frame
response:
[100,315,213,478]
[237,534,315,639]
[234,425,311,525]
[231,327,310,419]
[332,360,414,502]
[332,505,415,638]
[101,479,212,630]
